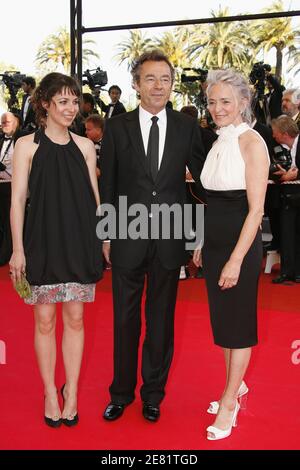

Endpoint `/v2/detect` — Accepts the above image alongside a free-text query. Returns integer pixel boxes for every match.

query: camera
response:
[0,71,26,93]
[249,62,271,85]
[0,71,26,110]
[82,67,108,91]
[249,62,271,96]
[181,68,208,84]
[269,146,292,181]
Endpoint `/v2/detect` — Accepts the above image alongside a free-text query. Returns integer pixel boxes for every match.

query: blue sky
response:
[0,0,299,108]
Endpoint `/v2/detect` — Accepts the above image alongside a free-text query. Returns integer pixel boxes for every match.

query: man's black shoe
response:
[103,403,126,421]
[142,403,160,422]
[272,274,294,284]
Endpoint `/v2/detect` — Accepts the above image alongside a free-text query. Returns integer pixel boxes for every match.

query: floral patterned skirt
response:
[24,282,96,305]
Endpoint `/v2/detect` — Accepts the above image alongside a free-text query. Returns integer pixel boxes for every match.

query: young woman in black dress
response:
[9,73,102,427]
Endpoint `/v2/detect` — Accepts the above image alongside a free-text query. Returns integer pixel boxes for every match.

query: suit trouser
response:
[280,200,300,277]
[265,185,281,250]
[0,182,12,266]
[110,241,180,406]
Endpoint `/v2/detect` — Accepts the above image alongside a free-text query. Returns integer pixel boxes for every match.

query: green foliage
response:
[35,27,99,74]
[114,30,156,71]
[113,2,300,102]
[251,0,300,78]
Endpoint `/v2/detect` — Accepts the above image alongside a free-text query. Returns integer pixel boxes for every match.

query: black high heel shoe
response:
[61,384,79,427]
[44,395,62,428]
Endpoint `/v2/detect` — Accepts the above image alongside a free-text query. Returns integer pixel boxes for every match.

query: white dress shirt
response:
[139,106,167,169]
[0,137,14,181]
[23,96,31,122]
[291,135,299,168]
[107,104,114,119]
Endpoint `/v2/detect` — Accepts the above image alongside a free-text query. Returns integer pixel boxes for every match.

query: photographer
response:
[265,73,285,120]
[181,68,215,132]
[0,71,26,115]
[271,115,300,283]
[70,93,98,136]
[97,85,126,119]
[20,76,37,132]
[250,63,284,125]
[252,117,282,251]
[282,88,300,129]
[0,112,20,265]
[84,113,105,178]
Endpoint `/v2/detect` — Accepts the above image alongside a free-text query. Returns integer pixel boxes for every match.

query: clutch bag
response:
[15,274,32,299]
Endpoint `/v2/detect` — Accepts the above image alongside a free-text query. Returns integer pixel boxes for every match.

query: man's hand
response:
[273,164,286,176]
[280,166,298,182]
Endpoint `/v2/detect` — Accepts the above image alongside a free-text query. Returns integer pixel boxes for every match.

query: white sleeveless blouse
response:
[200,122,267,191]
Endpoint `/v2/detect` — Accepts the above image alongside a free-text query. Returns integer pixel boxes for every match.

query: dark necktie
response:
[147,116,159,181]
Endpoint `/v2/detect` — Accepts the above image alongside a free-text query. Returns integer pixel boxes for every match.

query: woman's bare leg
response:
[34,304,60,419]
[61,301,84,418]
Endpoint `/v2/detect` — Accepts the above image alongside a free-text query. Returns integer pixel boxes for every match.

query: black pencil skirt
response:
[202,190,262,349]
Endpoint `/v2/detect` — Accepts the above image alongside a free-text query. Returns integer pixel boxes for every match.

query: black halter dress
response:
[23,129,102,304]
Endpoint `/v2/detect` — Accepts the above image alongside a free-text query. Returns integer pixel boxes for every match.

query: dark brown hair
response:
[31,72,81,126]
[131,49,175,84]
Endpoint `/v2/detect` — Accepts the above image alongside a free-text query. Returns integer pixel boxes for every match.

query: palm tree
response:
[287,31,300,76]
[153,27,196,106]
[251,0,300,78]
[187,7,255,73]
[35,27,99,74]
[114,30,155,70]
[154,28,191,69]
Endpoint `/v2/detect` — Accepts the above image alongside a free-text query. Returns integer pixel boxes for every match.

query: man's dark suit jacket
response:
[266,74,285,120]
[100,107,205,270]
[20,94,36,130]
[281,136,300,196]
[0,128,28,153]
[100,99,127,119]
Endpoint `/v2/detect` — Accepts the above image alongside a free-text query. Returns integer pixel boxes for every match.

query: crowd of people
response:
[1,50,300,440]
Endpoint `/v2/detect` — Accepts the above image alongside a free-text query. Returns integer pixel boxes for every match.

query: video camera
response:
[82,67,108,91]
[269,146,292,181]
[181,68,208,84]
[0,71,26,110]
[249,62,271,97]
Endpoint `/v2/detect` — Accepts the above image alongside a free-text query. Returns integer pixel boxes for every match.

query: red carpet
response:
[0,263,299,450]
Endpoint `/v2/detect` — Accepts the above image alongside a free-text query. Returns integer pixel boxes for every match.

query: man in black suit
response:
[20,76,36,132]
[271,115,300,283]
[100,50,205,422]
[252,118,281,250]
[85,113,105,178]
[0,112,21,265]
[98,85,126,119]
[266,73,285,121]
[282,88,300,130]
